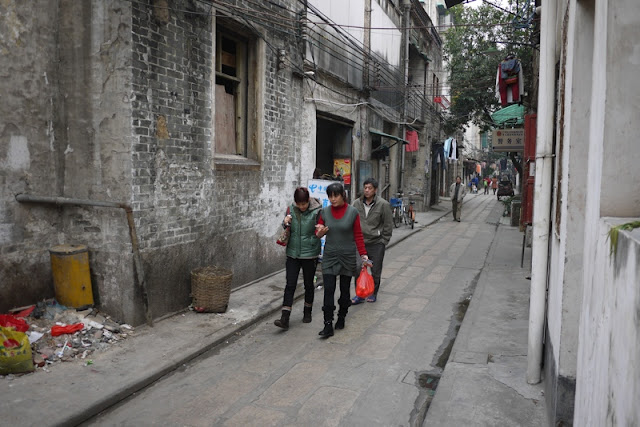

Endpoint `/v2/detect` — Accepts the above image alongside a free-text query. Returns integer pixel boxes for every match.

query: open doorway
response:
[315,114,353,200]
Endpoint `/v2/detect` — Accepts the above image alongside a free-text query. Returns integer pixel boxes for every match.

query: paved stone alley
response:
[82,194,518,426]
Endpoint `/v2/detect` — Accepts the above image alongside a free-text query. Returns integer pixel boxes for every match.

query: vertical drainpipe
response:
[361,0,372,192]
[15,194,153,326]
[527,0,556,384]
[400,0,411,191]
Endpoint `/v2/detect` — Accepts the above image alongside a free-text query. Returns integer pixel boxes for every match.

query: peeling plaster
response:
[629,44,640,65]
[3,134,30,170]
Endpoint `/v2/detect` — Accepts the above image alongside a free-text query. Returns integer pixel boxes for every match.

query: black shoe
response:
[335,317,345,330]
[274,310,290,330]
[318,321,334,337]
[302,306,312,323]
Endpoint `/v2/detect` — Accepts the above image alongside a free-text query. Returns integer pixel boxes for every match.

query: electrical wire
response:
[127,0,463,127]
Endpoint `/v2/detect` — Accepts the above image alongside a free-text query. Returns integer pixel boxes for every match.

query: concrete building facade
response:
[530,0,640,424]
[1,0,445,325]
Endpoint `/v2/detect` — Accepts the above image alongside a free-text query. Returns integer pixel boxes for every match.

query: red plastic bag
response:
[355,265,375,299]
[51,323,84,336]
[0,315,29,332]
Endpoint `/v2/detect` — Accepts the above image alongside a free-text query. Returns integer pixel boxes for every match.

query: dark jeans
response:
[283,257,316,308]
[322,274,352,311]
[357,242,386,295]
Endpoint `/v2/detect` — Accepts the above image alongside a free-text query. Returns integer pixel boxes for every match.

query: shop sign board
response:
[492,128,524,152]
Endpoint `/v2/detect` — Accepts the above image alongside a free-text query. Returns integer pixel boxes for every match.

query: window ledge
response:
[214,154,261,171]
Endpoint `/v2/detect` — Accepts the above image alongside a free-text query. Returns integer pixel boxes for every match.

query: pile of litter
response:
[1,300,134,376]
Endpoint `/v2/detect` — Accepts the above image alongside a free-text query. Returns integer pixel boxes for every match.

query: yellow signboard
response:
[333,159,351,185]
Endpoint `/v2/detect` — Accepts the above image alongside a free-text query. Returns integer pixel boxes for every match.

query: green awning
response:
[491,104,525,127]
[369,128,409,145]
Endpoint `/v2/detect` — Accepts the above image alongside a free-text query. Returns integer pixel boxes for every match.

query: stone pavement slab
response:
[423,224,547,426]
[0,203,452,426]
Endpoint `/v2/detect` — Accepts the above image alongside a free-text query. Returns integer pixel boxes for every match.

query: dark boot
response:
[274,310,290,330]
[302,306,312,323]
[335,305,349,330]
[318,306,335,337]
[318,321,334,337]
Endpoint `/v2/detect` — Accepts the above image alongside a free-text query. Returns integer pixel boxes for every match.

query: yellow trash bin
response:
[49,244,94,308]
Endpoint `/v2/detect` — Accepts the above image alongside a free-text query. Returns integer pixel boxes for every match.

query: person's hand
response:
[284,214,292,227]
[361,255,373,267]
[316,224,329,237]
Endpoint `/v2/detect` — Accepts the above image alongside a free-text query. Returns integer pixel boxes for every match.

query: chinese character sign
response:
[308,179,342,208]
[492,128,524,152]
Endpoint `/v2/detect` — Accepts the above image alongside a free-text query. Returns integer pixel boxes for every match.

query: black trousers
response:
[322,274,352,312]
[283,257,316,308]
[357,242,386,295]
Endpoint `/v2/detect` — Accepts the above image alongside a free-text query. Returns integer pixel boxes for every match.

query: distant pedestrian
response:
[483,177,489,194]
[449,176,467,222]
[492,176,498,195]
[471,176,479,194]
[315,183,370,338]
[351,178,393,304]
[274,187,322,330]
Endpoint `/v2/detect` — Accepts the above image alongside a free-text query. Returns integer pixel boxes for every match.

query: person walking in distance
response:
[351,178,393,304]
[449,176,467,222]
[315,183,370,338]
[274,187,322,330]
[492,176,498,195]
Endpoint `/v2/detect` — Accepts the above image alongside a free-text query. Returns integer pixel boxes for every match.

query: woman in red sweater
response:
[315,183,369,338]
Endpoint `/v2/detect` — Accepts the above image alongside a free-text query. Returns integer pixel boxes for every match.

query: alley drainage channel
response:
[409,271,480,426]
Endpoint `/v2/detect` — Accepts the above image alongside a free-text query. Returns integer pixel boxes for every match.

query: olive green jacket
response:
[285,197,322,259]
[352,195,393,246]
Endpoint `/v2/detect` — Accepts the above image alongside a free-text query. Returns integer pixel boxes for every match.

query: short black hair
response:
[363,177,378,189]
[293,187,310,203]
[326,183,346,199]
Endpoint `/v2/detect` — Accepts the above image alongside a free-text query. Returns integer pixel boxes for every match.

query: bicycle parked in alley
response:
[390,191,415,229]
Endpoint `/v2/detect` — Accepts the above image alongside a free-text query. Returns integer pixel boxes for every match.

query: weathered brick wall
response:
[129,0,307,323]
[1,0,307,325]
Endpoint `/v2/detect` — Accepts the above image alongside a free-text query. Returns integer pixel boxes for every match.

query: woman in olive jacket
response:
[274,187,322,330]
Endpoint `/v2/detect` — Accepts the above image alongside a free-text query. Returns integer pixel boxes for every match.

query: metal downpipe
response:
[527,0,556,384]
[15,194,153,326]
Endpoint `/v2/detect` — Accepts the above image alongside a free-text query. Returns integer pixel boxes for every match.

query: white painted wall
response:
[575,219,640,426]
[546,0,595,383]
[574,0,640,423]
[371,1,401,67]
[307,0,366,87]
[463,122,482,153]
[598,0,640,218]
[309,0,365,44]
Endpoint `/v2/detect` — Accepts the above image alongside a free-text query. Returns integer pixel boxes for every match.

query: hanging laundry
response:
[433,144,446,171]
[495,55,524,107]
[443,137,452,159]
[449,139,458,161]
[405,130,419,152]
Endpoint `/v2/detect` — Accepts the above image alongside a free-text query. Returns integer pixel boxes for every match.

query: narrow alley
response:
[76,194,544,426]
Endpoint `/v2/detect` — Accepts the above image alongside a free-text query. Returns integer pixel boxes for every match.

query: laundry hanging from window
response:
[495,55,524,107]
[405,130,419,152]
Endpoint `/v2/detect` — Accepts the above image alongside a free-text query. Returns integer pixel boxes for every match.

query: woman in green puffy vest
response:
[274,187,322,330]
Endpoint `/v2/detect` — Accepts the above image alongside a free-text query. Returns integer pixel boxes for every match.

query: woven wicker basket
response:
[191,266,232,313]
